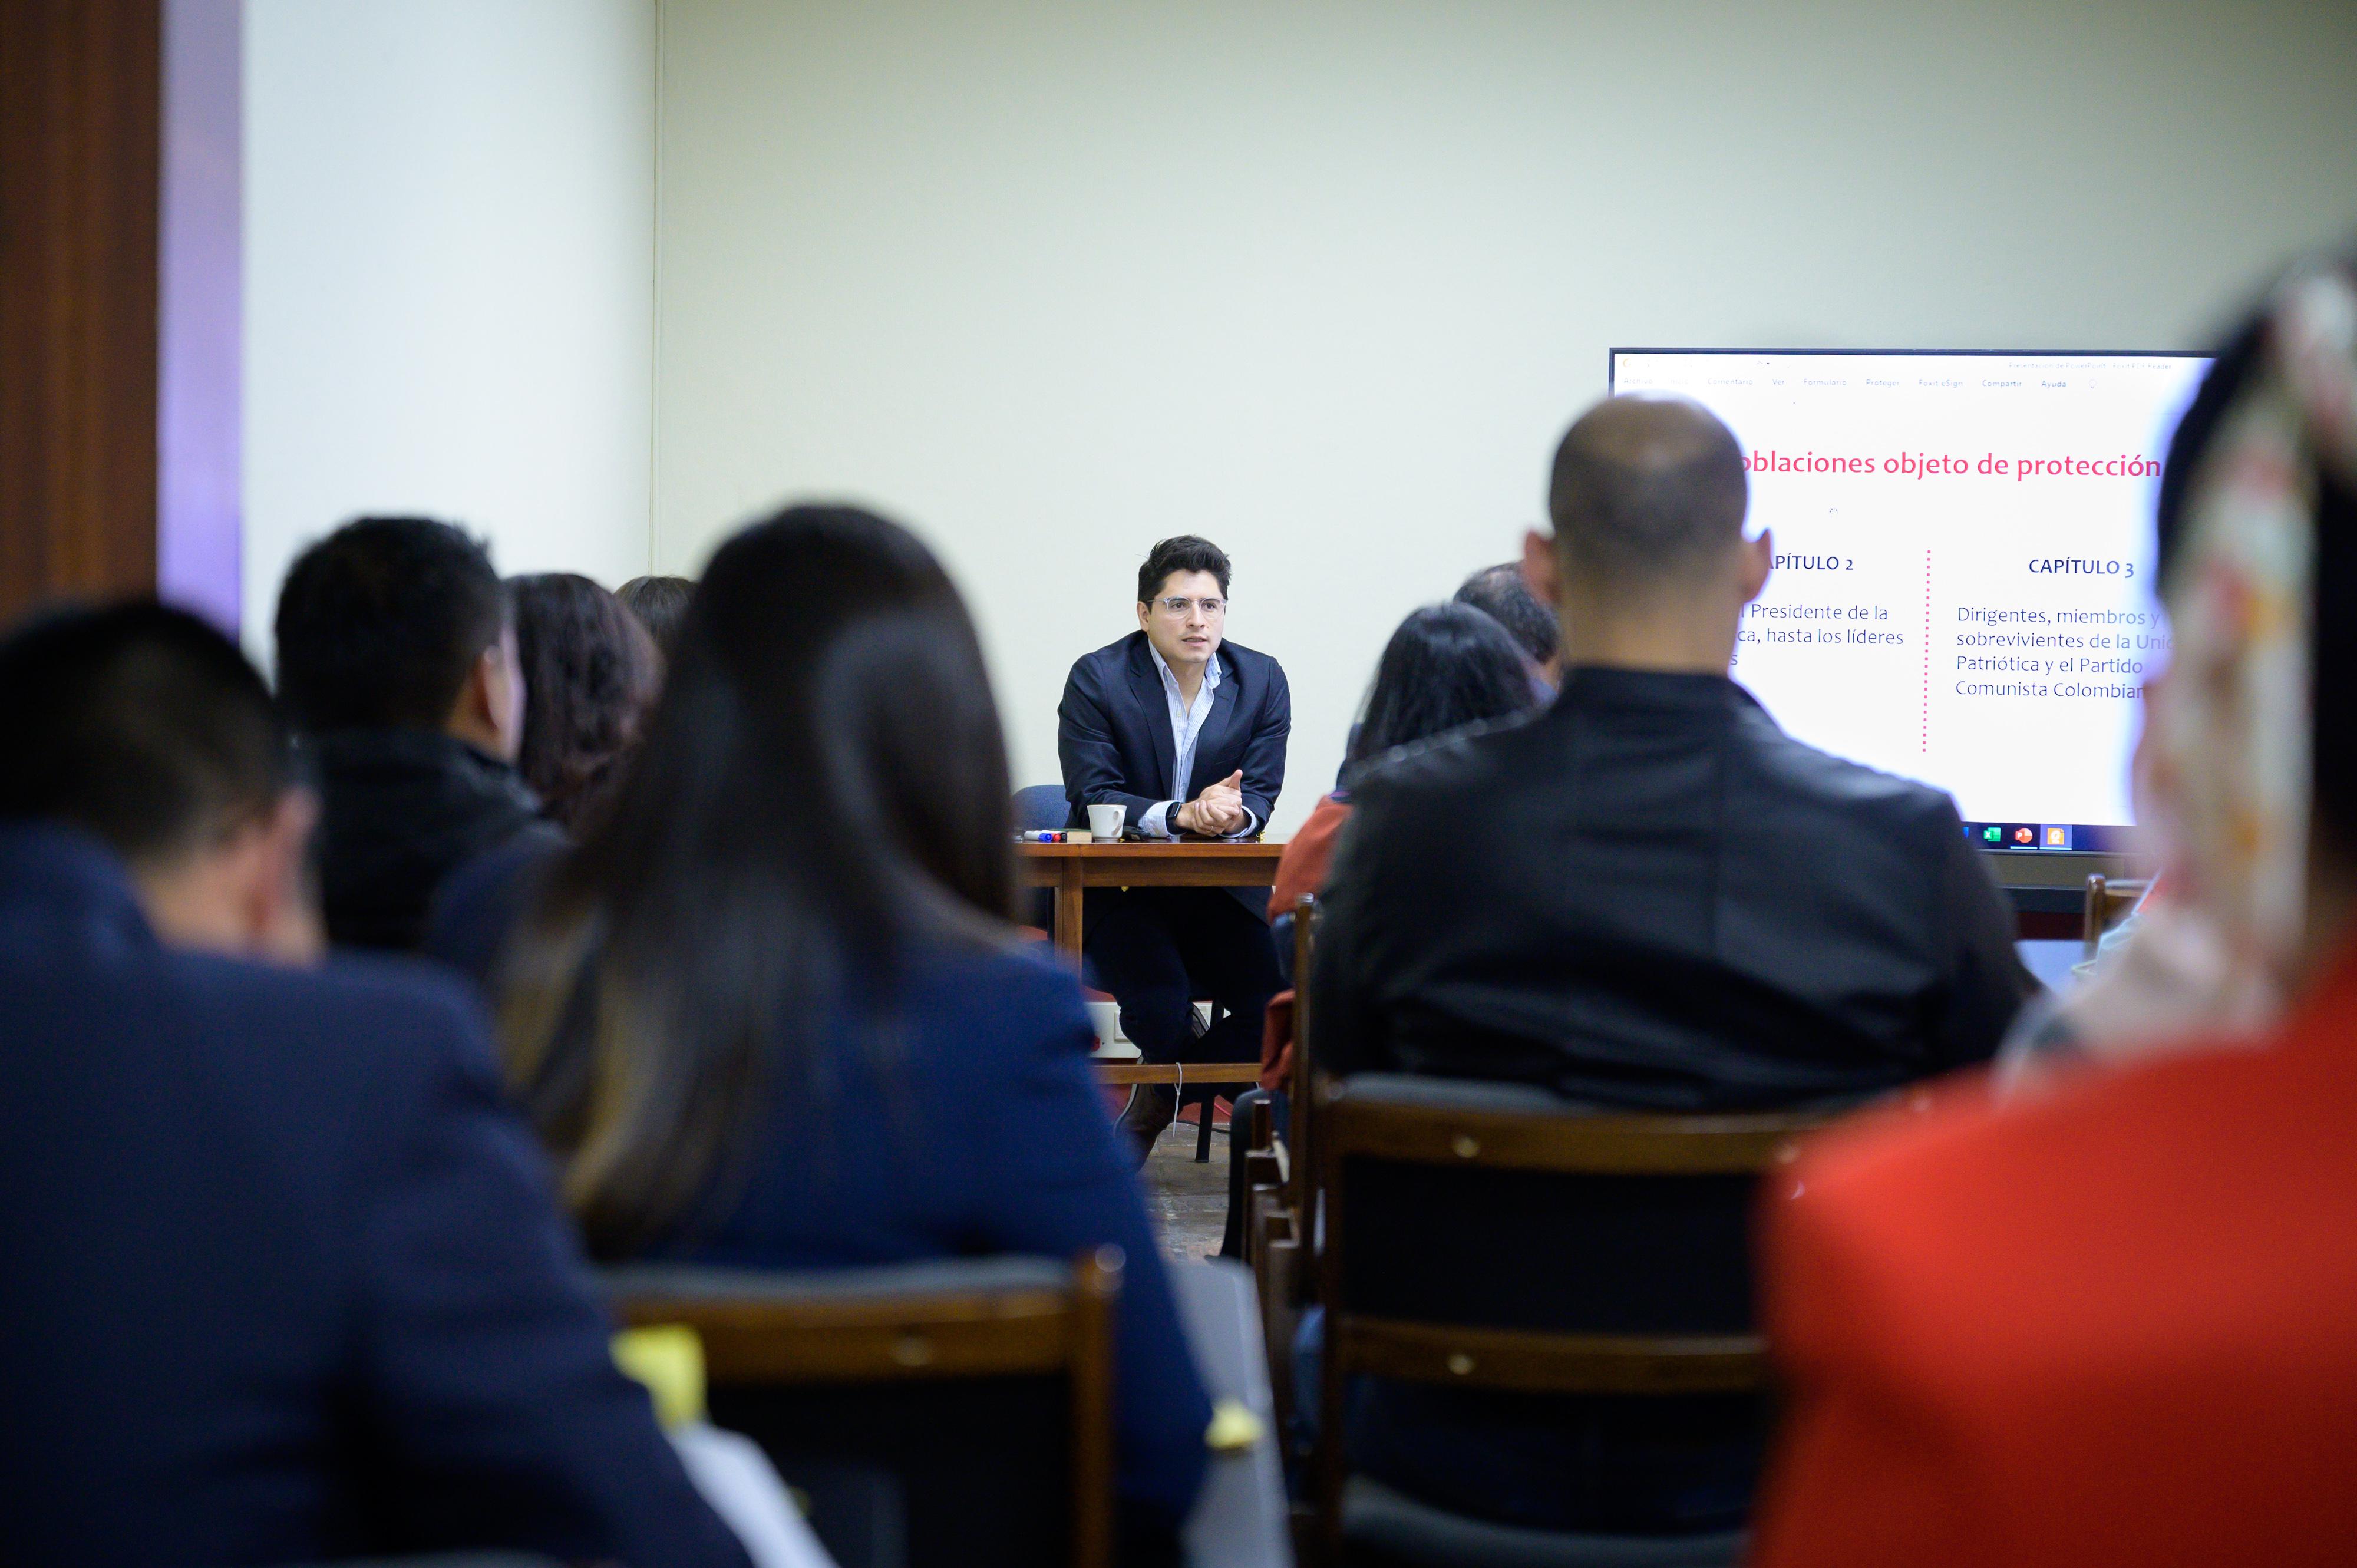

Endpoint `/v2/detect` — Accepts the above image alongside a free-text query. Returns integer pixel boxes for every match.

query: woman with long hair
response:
[1269,599,1541,923]
[493,504,1210,1536]
[1224,600,1540,1256]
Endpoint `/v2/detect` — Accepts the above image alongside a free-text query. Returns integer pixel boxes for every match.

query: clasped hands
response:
[1173,771,1250,837]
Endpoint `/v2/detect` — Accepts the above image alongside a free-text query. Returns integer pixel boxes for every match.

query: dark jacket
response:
[1305,669,2032,1533]
[310,728,565,952]
[1314,668,2031,1108]
[0,827,747,1568]
[428,859,1215,1529]
[1057,632,1290,835]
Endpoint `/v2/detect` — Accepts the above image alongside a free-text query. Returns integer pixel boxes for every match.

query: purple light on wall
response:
[158,0,242,633]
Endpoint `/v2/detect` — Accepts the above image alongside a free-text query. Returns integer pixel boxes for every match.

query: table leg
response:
[1056,864,1085,968]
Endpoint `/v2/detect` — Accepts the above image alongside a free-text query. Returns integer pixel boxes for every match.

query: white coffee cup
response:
[1087,803,1127,841]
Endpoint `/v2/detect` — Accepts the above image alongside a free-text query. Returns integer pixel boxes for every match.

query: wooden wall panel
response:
[0,0,163,625]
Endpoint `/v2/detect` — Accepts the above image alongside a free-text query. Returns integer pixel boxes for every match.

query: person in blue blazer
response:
[485,506,1213,1554]
[1057,536,1291,1158]
[0,603,746,1568]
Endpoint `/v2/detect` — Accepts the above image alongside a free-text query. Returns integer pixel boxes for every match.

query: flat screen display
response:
[1607,349,2211,849]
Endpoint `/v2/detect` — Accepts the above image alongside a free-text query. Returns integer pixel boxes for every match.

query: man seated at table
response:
[1309,394,2032,1533]
[1058,534,1291,1161]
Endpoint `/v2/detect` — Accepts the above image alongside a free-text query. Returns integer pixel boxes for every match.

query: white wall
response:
[649,0,2357,832]
[243,0,657,659]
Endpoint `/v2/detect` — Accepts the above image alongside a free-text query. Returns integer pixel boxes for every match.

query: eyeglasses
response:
[1153,596,1226,617]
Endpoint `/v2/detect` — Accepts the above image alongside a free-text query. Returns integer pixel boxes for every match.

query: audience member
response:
[1222,599,1537,1256]
[1267,601,1538,929]
[0,603,747,1568]
[1454,559,1563,688]
[274,516,563,951]
[511,572,662,831]
[1305,394,2032,1532]
[1754,262,2357,1567]
[1058,534,1292,1160]
[0,605,324,965]
[619,572,696,656]
[488,506,1213,1544]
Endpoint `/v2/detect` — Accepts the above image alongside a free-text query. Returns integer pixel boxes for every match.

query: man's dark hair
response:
[1136,535,1232,605]
[273,516,507,732]
[2158,268,2357,848]
[1547,397,1748,583]
[1453,562,1559,665]
[0,601,292,867]
[616,575,695,658]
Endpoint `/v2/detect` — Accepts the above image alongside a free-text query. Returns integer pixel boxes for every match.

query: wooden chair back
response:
[608,1250,1120,1568]
[2083,873,2152,960]
[1286,893,1319,1223]
[1240,895,1318,1468]
[1311,1075,1827,1544]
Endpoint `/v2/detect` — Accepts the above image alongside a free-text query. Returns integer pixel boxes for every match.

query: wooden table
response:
[1017,839,1286,965]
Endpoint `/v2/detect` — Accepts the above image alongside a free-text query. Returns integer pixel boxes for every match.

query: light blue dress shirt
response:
[1140,643,1257,839]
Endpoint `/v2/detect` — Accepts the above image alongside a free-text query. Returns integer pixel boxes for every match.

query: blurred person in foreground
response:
[485,505,1212,1549]
[273,516,561,951]
[1306,394,2031,1533]
[1220,599,1539,1256]
[1754,262,2357,1567]
[1454,558,1564,690]
[619,572,696,657]
[0,603,746,1568]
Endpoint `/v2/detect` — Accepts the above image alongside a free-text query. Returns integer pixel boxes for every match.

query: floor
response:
[1138,1103,1232,1265]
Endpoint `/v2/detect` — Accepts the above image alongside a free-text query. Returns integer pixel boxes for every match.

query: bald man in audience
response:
[1308,395,2031,1534]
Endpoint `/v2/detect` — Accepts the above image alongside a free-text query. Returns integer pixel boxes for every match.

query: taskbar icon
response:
[1965,822,2080,851]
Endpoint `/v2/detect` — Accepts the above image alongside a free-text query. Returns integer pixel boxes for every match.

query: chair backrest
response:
[1012,784,1070,833]
[2083,873,2152,960]
[1318,1077,1821,1361]
[1312,1074,1827,1533]
[606,1250,1120,1568]
[1286,894,1319,1224]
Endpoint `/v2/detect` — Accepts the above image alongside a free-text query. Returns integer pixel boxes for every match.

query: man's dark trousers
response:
[1086,886,1283,1160]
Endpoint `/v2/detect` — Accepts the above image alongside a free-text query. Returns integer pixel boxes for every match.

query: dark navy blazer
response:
[427,857,1215,1527]
[0,827,745,1568]
[653,939,1215,1526]
[1057,632,1290,836]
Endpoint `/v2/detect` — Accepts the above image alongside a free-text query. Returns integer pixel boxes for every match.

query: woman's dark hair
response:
[2157,259,2357,847]
[1345,603,1540,784]
[616,575,695,658]
[500,505,1016,1255]
[510,574,662,831]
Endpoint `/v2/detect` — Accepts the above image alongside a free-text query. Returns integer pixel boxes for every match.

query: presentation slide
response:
[1609,349,2210,843]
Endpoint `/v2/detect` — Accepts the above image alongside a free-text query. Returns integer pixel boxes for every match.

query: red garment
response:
[1257,991,1293,1094]
[1257,794,1354,1089]
[1754,943,2357,1568]
[1266,793,1352,923]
